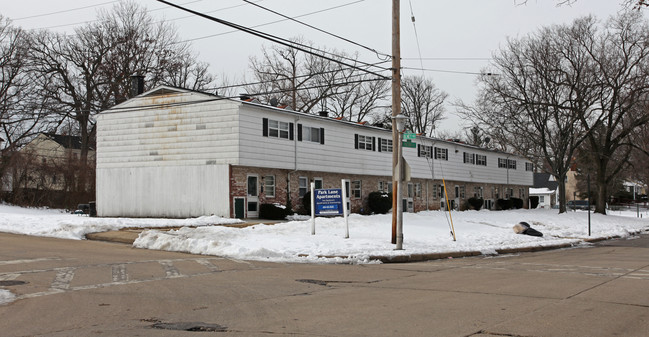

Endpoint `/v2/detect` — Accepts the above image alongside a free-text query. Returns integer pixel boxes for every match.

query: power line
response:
[173,1,391,73]
[156,0,390,79]
[35,0,249,31]
[402,57,492,61]
[407,0,425,76]
[11,1,120,21]
[242,0,390,61]
[401,66,497,76]
[208,60,391,92]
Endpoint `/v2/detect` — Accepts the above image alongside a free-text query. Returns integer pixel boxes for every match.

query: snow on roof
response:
[529,187,555,195]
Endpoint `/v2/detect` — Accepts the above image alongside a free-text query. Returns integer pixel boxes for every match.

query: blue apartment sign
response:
[314,188,343,216]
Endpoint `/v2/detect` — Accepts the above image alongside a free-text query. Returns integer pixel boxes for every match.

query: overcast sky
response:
[2,0,629,133]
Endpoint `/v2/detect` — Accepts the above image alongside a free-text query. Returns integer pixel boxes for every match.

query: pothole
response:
[151,322,228,332]
[0,281,27,287]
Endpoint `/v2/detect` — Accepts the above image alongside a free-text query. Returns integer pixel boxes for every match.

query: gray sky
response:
[2,0,627,134]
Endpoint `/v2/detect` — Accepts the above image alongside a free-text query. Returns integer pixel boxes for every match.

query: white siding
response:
[97,164,229,218]
[96,90,240,217]
[97,91,240,168]
[238,104,533,186]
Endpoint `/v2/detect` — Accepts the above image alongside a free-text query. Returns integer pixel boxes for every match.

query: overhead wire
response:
[11,1,120,21]
[155,0,390,79]
[241,0,391,61]
[208,60,391,92]
[401,66,497,76]
[36,0,251,31]
[407,0,425,77]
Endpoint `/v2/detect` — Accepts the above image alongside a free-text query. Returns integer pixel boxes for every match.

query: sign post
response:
[311,185,348,238]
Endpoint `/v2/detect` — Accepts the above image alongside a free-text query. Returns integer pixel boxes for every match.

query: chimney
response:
[318,110,329,117]
[130,75,145,98]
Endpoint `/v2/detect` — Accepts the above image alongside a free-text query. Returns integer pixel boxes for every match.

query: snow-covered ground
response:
[0,203,648,266]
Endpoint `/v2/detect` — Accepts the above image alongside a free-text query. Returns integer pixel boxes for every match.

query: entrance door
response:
[247,175,259,218]
[234,198,245,219]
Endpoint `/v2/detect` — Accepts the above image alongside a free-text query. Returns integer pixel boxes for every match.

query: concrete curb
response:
[86,229,645,263]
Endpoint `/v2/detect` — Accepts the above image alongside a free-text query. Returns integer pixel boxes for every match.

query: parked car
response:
[567,200,592,210]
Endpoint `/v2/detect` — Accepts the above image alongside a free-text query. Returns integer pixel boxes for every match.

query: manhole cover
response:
[0,280,27,287]
[151,322,228,332]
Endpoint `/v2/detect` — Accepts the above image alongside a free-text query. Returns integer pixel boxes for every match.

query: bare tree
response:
[0,17,57,152]
[246,39,389,122]
[400,76,447,137]
[460,17,598,213]
[571,12,649,213]
[28,1,215,193]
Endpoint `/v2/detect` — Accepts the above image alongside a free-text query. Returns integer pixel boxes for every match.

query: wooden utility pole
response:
[391,0,401,244]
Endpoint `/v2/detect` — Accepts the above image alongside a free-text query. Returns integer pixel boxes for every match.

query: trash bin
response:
[89,201,97,217]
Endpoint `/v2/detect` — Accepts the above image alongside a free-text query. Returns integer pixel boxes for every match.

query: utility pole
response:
[391,0,401,244]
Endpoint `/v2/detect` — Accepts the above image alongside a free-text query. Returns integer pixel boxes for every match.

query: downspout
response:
[287,117,300,211]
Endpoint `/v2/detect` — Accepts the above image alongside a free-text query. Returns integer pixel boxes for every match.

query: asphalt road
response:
[0,232,648,337]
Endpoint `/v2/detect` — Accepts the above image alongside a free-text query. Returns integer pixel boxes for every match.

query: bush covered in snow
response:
[467,197,484,210]
[260,203,291,220]
[368,191,392,214]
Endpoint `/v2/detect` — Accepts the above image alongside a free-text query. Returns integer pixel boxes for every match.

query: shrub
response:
[259,203,290,220]
[529,196,539,209]
[467,197,484,211]
[368,191,392,214]
[511,197,524,209]
[302,191,311,214]
[496,198,513,210]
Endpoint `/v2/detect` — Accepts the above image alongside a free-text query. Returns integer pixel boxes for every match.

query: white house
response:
[529,187,555,209]
[96,86,534,218]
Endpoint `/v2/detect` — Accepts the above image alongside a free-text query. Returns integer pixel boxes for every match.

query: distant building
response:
[96,86,534,218]
[2,133,95,207]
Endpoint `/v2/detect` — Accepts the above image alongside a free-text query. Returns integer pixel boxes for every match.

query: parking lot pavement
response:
[1,233,648,337]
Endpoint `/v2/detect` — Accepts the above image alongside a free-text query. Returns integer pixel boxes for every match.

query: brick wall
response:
[230,165,529,218]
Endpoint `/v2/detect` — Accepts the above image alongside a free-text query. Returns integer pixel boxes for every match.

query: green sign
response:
[403,132,416,140]
[402,140,416,148]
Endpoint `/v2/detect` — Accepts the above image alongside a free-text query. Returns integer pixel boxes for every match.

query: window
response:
[298,177,308,197]
[419,145,432,158]
[539,196,545,203]
[526,162,534,172]
[378,181,385,192]
[314,178,323,189]
[463,152,475,164]
[300,125,323,144]
[433,184,438,199]
[498,158,508,168]
[264,175,275,198]
[476,154,487,166]
[473,186,484,198]
[407,183,414,198]
[460,185,466,199]
[387,182,393,193]
[434,147,448,160]
[508,159,517,170]
[269,120,289,139]
[355,134,374,151]
[379,138,393,152]
[352,180,362,199]
[415,183,422,198]
[263,118,293,140]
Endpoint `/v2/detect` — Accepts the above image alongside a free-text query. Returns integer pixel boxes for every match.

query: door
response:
[247,175,259,218]
[234,198,245,219]
[343,179,351,214]
[406,182,414,212]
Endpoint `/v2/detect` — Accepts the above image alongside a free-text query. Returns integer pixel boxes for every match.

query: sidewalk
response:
[86,222,622,263]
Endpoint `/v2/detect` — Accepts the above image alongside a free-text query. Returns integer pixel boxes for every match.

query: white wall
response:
[97,164,230,218]
[96,89,239,217]
[238,103,533,186]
